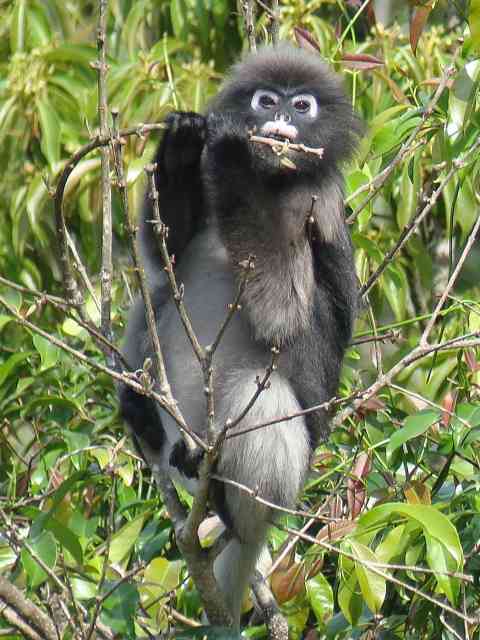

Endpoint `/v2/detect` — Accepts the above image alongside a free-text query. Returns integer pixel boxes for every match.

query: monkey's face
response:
[246,87,322,174]
[248,88,318,143]
[206,45,362,179]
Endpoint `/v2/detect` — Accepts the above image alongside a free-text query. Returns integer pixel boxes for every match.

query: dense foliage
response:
[1,1,480,639]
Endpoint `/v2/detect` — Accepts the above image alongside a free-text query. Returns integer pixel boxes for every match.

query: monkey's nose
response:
[274,112,292,123]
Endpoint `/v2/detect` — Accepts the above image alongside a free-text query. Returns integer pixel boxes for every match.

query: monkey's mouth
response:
[269,133,293,143]
[260,121,298,141]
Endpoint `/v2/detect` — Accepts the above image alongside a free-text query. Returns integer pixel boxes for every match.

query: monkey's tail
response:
[213,532,267,626]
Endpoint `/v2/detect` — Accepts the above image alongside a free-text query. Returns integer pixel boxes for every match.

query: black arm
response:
[139,112,208,271]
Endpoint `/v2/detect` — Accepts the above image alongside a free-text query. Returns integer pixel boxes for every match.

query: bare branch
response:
[360,134,480,298]
[421,190,480,344]
[0,577,57,640]
[93,0,114,344]
[241,0,257,52]
[250,134,324,159]
[347,61,458,225]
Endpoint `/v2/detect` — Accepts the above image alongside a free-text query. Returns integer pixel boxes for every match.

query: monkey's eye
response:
[251,90,279,111]
[292,94,318,117]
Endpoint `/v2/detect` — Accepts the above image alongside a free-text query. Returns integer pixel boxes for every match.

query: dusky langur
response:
[120,43,362,625]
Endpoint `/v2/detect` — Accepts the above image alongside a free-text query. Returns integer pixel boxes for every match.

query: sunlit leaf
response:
[33,334,60,370]
[306,572,334,625]
[351,540,386,614]
[36,96,61,168]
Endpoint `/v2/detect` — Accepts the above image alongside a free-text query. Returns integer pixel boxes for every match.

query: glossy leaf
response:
[351,540,386,614]
[386,409,441,460]
[33,334,60,370]
[306,572,334,625]
[108,513,146,565]
[36,96,61,168]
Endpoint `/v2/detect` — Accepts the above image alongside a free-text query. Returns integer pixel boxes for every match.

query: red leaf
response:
[465,348,480,372]
[441,391,456,428]
[341,53,384,71]
[410,4,433,55]
[347,452,371,519]
[294,27,321,53]
[270,551,306,604]
[355,395,386,418]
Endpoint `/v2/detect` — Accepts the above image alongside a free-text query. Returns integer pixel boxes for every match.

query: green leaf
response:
[174,629,242,639]
[0,314,13,333]
[337,556,363,625]
[36,96,61,168]
[170,0,188,39]
[397,149,420,228]
[44,43,97,66]
[0,352,31,386]
[108,513,146,565]
[33,334,60,370]
[386,409,441,461]
[30,471,91,539]
[306,573,334,626]
[122,0,150,59]
[26,174,49,239]
[351,540,386,614]
[425,534,460,603]
[358,503,463,568]
[0,542,17,571]
[43,517,83,565]
[0,96,18,144]
[375,524,408,563]
[346,169,372,229]
[142,557,182,599]
[21,531,57,588]
[10,0,27,52]
[101,581,139,637]
[381,264,407,321]
[470,0,480,52]
[447,60,480,142]
[70,577,97,600]
[25,1,52,47]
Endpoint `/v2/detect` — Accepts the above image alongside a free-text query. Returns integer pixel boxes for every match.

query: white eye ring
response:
[292,94,318,118]
[251,90,279,111]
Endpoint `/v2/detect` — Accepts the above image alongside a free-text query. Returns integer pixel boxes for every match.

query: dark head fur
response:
[207,44,363,175]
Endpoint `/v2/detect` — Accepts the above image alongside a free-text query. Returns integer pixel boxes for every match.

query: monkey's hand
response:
[169,440,204,478]
[206,112,251,169]
[155,112,207,183]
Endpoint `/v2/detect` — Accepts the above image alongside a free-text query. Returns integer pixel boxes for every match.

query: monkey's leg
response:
[211,370,311,626]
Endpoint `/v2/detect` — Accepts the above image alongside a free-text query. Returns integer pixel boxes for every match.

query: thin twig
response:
[86,475,116,640]
[360,135,480,297]
[241,0,257,52]
[93,0,114,345]
[421,201,480,345]
[250,134,324,158]
[224,346,279,433]
[53,122,166,312]
[269,0,279,45]
[65,229,100,313]
[347,62,458,225]
[0,291,203,449]
[0,576,57,640]
[279,524,478,626]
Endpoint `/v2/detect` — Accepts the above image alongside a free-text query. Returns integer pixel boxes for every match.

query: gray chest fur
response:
[156,227,310,513]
